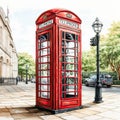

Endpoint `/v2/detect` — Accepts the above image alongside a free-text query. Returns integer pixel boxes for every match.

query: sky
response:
[1,0,120,59]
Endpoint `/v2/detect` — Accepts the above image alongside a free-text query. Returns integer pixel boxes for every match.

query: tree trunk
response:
[21,72,23,81]
[117,67,120,80]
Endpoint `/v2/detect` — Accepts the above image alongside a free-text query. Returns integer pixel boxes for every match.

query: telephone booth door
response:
[36,29,53,109]
[59,29,81,109]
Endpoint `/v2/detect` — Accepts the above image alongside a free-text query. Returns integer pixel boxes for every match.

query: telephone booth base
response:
[35,105,83,114]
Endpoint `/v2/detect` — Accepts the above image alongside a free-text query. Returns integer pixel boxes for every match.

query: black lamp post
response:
[26,65,28,84]
[92,17,103,103]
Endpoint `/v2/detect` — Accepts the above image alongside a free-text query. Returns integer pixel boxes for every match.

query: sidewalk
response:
[0,82,120,120]
[112,84,120,88]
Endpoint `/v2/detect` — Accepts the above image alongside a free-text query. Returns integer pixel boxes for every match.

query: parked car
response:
[84,74,113,87]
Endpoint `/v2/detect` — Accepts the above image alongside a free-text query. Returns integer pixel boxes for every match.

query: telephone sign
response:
[39,19,53,28]
[59,19,79,28]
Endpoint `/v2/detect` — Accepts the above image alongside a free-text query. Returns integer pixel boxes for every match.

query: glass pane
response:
[66,72,75,77]
[66,49,74,56]
[76,73,78,77]
[41,71,50,76]
[39,34,48,41]
[62,40,65,46]
[47,48,50,54]
[40,36,46,41]
[41,92,50,98]
[41,56,50,62]
[62,71,65,77]
[76,49,78,56]
[75,58,78,63]
[41,49,47,56]
[66,85,74,91]
[76,35,78,41]
[75,78,78,84]
[62,78,65,84]
[62,63,65,70]
[66,78,75,84]
[62,56,64,62]
[75,64,78,70]
[65,56,74,63]
[41,41,47,48]
[75,43,78,48]
[66,41,74,48]
[41,78,50,84]
[66,33,74,40]
[66,92,78,98]
[62,85,66,91]
[62,48,65,54]
[41,85,50,91]
[41,64,47,69]
[41,56,47,62]
[66,64,74,70]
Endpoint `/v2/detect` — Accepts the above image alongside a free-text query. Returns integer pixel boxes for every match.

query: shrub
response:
[113,80,120,85]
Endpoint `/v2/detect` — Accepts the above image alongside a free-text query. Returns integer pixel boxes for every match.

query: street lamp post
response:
[92,18,103,103]
[26,65,28,84]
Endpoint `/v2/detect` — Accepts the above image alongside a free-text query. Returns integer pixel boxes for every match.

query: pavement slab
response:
[0,82,120,120]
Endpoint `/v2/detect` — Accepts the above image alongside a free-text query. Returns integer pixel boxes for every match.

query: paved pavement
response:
[0,82,120,120]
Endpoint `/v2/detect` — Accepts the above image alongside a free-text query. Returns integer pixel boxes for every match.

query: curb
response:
[112,85,120,88]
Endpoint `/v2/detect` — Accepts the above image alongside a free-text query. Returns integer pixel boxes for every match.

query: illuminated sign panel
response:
[59,19,79,29]
[39,19,53,28]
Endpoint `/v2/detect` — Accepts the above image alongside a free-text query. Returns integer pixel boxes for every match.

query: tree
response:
[82,21,120,80]
[18,52,35,80]
[82,50,96,72]
[100,21,120,80]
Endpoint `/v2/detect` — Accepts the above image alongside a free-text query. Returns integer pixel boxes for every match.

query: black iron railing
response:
[0,77,17,85]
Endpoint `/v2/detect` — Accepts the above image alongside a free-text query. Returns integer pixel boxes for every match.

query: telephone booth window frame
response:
[60,30,79,99]
[37,32,51,99]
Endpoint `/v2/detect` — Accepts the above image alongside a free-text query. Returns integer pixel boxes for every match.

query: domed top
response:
[36,8,82,24]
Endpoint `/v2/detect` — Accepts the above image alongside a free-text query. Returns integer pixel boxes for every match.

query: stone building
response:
[0,7,18,78]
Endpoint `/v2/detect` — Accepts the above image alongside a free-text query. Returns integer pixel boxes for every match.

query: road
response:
[82,85,120,105]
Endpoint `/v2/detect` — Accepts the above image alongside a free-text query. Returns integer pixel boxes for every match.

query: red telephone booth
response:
[35,8,82,113]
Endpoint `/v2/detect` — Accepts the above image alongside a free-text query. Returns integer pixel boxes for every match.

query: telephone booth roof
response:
[36,8,82,24]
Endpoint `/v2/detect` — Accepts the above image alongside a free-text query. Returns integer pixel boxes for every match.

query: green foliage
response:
[18,52,35,79]
[82,21,120,80]
[108,72,117,80]
[113,80,120,85]
[100,21,120,80]
[82,51,96,72]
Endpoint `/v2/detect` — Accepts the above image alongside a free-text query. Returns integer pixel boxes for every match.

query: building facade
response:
[0,7,18,78]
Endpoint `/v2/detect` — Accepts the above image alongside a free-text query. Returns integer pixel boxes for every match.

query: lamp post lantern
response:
[26,65,29,84]
[92,17,103,103]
